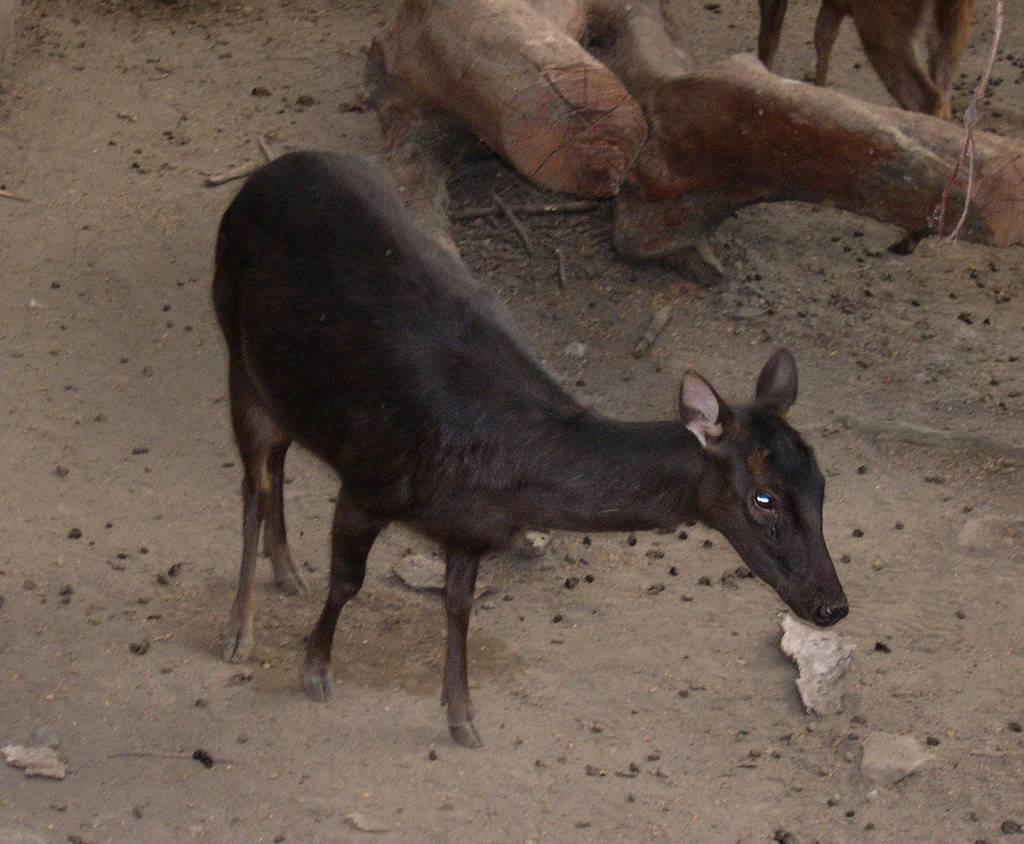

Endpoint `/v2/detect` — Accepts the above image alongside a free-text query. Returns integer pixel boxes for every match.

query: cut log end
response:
[504,63,648,196]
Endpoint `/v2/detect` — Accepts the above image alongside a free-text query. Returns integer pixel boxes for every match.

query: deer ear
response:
[680,371,731,447]
[755,348,798,414]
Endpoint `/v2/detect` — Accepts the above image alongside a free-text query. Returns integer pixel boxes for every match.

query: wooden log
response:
[375,0,648,198]
[376,0,1024,264]
[612,52,1024,259]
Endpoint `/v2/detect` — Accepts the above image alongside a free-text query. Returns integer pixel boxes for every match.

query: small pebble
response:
[1000,819,1022,834]
[67,527,82,540]
[1008,721,1022,733]
[874,641,891,653]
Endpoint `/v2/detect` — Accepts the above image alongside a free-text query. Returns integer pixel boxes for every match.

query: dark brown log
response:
[612,52,1024,259]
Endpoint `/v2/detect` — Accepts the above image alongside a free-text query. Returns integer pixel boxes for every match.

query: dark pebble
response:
[583,574,594,583]
[773,831,797,844]
[697,576,711,586]
[54,465,69,478]
[67,527,82,540]
[1000,819,1022,834]
[1008,721,1022,732]
[677,530,688,541]
[167,563,182,578]
[702,539,713,548]
[857,465,867,474]
[552,614,562,623]
[428,747,438,761]
[852,528,864,538]
[925,736,941,746]
[647,583,665,595]
[564,576,579,589]
[626,534,638,546]
[668,566,678,576]
[58,584,74,596]
[129,639,151,655]
[874,641,891,653]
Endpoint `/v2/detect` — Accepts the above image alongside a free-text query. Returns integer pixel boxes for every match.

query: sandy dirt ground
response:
[1,1,1023,842]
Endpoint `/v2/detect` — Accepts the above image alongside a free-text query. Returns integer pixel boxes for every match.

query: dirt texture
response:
[1,1,1023,842]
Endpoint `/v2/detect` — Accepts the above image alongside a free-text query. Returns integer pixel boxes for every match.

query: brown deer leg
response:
[853,17,943,115]
[927,0,974,118]
[302,486,385,702]
[442,548,483,747]
[263,441,307,595]
[223,361,292,664]
[812,0,846,86]
[756,0,788,69]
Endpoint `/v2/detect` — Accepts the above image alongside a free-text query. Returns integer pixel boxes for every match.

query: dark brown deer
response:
[757,0,974,119]
[212,151,848,748]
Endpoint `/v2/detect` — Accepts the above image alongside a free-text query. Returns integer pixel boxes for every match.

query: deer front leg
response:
[301,486,384,702]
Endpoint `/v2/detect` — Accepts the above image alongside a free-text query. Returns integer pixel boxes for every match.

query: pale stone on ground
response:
[860,732,935,785]
[780,612,855,715]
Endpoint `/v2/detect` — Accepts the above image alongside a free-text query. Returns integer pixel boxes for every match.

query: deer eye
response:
[753,491,776,511]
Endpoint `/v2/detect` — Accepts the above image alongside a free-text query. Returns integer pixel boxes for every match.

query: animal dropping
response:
[212,151,848,747]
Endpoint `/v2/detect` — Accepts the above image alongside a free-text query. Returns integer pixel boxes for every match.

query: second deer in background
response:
[757,0,975,118]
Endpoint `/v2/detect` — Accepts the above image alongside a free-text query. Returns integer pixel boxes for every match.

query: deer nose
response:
[812,601,849,627]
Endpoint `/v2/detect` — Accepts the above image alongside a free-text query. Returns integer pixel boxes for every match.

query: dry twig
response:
[491,191,535,255]
[0,188,29,203]
[451,200,599,221]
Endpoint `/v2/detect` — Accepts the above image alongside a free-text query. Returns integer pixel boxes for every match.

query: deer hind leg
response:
[442,548,484,748]
[757,0,788,69]
[222,360,293,664]
[926,0,974,119]
[853,8,944,115]
[263,440,306,595]
[301,485,384,702]
[813,0,848,86]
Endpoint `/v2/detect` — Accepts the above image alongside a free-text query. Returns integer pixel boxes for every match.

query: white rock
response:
[391,553,490,596]
[779,613,855,715]
[2,744,66,779]
[860,732,934,785]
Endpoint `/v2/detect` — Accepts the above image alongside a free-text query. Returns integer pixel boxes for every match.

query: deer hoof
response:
[302,665,334,702]
[449,720,484,748]
[274,568,307,596]
[222,632,253,664]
